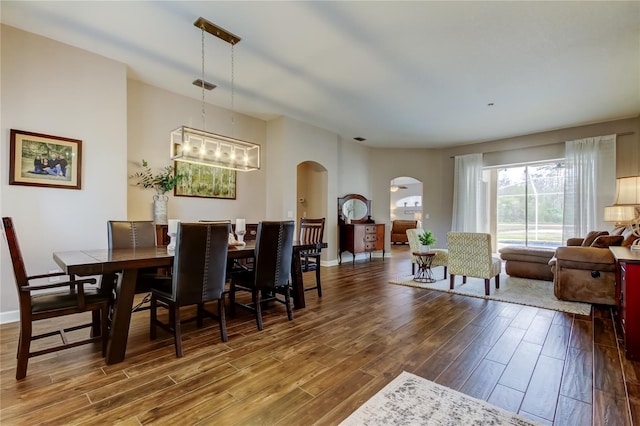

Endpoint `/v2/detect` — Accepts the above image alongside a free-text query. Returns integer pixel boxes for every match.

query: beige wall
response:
[0,25,128,320]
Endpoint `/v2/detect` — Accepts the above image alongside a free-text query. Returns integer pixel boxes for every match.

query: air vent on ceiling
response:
[193,79,216,90]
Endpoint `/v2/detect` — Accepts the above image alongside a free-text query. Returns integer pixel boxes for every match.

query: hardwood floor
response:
[1,245,638,425]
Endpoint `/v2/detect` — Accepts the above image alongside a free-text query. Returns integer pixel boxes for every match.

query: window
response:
[492,161,565,249]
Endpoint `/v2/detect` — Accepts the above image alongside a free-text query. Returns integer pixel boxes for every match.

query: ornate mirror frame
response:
[338,193,372,224]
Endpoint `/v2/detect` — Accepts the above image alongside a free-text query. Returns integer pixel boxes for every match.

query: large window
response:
[494,161,565,249]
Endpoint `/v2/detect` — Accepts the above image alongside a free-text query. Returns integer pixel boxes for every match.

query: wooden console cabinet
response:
[339,223,385,264]
[611,246,640,360]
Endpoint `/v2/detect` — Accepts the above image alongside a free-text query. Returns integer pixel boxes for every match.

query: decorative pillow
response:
[622,234,640,248]
[581,231,608,246]
[590,235,624,249]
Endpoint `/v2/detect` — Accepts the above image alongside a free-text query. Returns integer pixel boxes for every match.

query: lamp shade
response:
[604,205,637,222]
[613,176,640,205]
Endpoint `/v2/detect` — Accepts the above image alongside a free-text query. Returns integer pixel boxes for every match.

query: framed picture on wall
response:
[174,161,236,199]
[9,129,82,190]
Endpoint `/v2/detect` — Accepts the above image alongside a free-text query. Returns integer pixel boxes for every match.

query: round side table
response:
[412,251,436,283]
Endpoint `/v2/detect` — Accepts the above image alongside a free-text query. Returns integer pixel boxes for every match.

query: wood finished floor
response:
[1,245,638,425]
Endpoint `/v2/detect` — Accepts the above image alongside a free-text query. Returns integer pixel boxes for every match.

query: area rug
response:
[340,371,541,425]
[389,269,591,315]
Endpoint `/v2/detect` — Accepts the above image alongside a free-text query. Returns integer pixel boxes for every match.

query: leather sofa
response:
[549,228,635,305]
[391,220,418,244]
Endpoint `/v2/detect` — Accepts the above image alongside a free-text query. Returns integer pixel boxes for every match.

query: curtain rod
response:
[449,131,635,159]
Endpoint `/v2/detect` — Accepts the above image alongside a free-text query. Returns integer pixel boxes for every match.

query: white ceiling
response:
[2,1,639,148]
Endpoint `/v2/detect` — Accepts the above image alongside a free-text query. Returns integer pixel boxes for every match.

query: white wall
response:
[266,116,339,263]
[1,25,128,319]
[127,80,267,223]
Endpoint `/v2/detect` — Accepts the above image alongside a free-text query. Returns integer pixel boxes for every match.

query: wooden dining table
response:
[53,240,326,364]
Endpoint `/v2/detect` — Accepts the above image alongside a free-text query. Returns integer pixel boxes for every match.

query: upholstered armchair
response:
[391,220,418,244]
[406,229,448,279]
[447,232,501,295]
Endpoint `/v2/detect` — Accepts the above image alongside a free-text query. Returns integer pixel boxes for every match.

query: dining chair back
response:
[150,222,230,357]
[230,220,295,330]
[2,217,109,380]
[298,217,325,297]
[107,220,159,310]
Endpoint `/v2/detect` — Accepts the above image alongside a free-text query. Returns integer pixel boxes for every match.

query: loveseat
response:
[391,220,418,244]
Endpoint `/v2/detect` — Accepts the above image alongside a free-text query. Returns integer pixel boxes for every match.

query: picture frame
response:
[174,161,236,199]
[9,129,82,190]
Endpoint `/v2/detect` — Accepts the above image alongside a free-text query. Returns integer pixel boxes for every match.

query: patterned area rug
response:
[340,371,542,426]
[390,269,591,315]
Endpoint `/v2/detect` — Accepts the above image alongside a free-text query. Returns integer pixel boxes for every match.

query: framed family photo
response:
[9,129,82,190]
[174,161,236,199]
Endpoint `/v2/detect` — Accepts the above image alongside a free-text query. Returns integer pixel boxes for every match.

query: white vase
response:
[153,194,168,225]
[420,244,430,252]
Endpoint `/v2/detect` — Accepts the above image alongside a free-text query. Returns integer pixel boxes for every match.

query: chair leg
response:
[484,279,490,295]
[443,266,448,280]
[315,264,322,298]
[285,286,293,321]
[91,310,101,337]
[218,298,228,342]
[495,274,500,289]
[229,282,236,317]
[150,296,157,340]
[449,274,455,289]
[173,304,183,358]
[196,303,204,328]
[101,305,108,357]
[16,317,31,380]
[412,263,415,275]
[462,276,467,284]
[255,291,264,331]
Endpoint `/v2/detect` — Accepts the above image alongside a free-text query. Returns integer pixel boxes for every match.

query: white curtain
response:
[452,153,487,232]
[562,134,616,240]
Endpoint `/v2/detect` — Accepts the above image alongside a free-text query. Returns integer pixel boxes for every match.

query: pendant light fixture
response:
[170,17,260,171]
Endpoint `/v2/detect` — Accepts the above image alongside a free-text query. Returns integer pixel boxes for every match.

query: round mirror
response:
[342,199,368,221]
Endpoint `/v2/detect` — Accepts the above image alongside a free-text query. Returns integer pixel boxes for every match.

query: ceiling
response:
[2,1,639,149]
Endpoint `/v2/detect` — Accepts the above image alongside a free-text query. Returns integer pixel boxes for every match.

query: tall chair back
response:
[299,218,325,244]
[254,221,295,291]
[172,222,230,304]
[108,220,157,249]
[447,232,501,295]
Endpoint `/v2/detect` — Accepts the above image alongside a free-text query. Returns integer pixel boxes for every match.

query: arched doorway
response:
[390,176,423,225]
[296,161,328,226]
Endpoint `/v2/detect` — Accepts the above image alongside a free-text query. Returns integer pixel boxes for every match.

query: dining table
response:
[53,240,327,364]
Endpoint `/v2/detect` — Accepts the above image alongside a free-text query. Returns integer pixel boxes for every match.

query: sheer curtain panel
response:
[562,134,616,240]
[452,153,487,232]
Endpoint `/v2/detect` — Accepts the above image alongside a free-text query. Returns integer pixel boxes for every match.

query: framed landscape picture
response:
[9,129,82,190]
[174,161,236,199]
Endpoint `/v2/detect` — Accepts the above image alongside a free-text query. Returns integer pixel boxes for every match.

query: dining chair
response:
[107,220,160,311]
[298,217,325,297]
[229,221,295,331]
[2,217,109,380]
[150,222,230,357]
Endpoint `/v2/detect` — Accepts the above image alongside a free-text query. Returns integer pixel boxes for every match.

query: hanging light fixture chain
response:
[201,25,206,132]
[231,42,235,136]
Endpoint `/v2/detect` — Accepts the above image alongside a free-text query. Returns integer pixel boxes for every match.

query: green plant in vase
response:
[418,230,436,252]
[130,159,184,225]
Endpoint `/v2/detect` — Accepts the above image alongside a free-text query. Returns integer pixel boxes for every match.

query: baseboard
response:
[0,310,19,324]
[321,259,340,267]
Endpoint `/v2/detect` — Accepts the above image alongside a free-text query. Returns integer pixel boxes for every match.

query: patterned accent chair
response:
[447,232,501,295]
[406,229,449,279]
